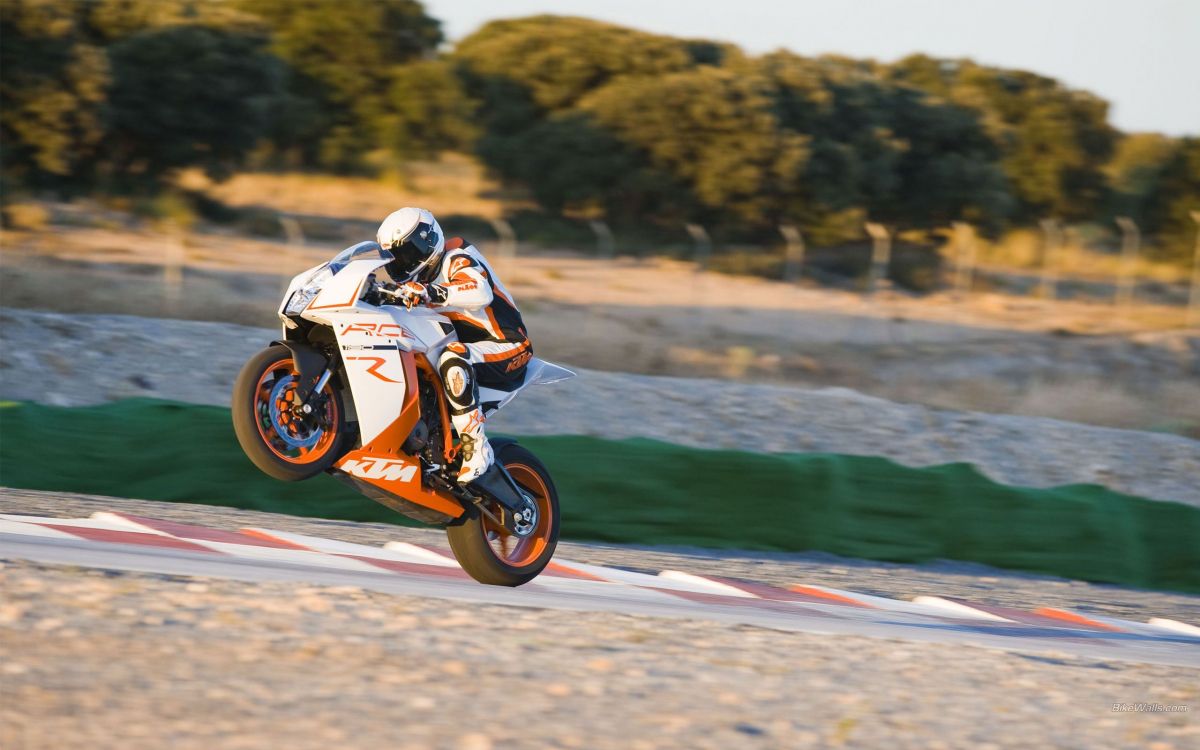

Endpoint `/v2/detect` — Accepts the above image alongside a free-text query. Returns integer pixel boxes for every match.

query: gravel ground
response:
[4,489,1197,626]
[1,307,1197,506]
[2,559,1197,749]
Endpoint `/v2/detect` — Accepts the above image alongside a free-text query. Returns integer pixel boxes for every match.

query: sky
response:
[424,0,1200,136]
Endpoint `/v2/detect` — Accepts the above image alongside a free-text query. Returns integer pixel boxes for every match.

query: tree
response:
[0,0,109,189]
[1104,132,1178,221]
[494,114,646,216]
[1139,138,1200,262]
[104,25,284,186]
[757,52,1010,232]
[383,59,477,160]
[242,0,442,169]
[454,16,700,113]
[453,14,710,206]
[890,55,1117,221]
[578,64,807,224]
[454,16,745,223]
[83,0,262,42]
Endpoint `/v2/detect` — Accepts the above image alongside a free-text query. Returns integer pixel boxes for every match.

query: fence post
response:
[951,222,977,298]
[1038,218,1062,300]
[279,215,306,291]
[864,222,891,295]
[685,223,711,272]
[684,223,711,314]
[163,226,184,309]
[779,224,805,283]
[1115,216,1140,308]
[489,218,517,274]
[589,220,615,262]
[279,215,305,248]
[1189,211,1200,327]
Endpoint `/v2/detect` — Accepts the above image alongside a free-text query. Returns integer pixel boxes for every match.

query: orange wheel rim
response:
[253,357,339,464]
[480,462,552,567]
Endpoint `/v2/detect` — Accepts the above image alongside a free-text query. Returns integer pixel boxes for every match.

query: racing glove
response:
[381,281,431,309]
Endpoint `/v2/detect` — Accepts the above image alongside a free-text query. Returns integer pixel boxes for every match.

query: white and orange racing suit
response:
[397,238,532,482]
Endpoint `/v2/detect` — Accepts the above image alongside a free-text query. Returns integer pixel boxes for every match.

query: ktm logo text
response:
[341,457,417,483]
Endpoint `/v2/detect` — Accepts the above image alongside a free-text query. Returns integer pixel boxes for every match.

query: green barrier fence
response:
[0,399,1197,593]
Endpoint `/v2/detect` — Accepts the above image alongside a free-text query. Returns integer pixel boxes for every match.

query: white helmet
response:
[375,207,445,281]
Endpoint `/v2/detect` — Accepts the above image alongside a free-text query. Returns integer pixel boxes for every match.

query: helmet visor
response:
[388,222,440,279]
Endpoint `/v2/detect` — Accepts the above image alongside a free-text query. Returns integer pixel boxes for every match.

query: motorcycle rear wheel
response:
[232,344,347,481]
[446,443,560,586]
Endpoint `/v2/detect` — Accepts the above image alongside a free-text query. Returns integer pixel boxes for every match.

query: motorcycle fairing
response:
[329,348,466,521]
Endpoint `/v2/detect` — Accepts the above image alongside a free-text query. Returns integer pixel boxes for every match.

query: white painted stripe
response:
[184,540,387,572]
[0,518,81,539]
[543,559,743,593]
[532,576,683,603]
[88,512,172,536]
[1055,611,1165,635]
[911,596,1014,622]
[1147,618,1200,637]
[0,514,136,531]
[381,541,460,567]
[241,528,444,564]
[657,570,759,598]
[791,584,954,616]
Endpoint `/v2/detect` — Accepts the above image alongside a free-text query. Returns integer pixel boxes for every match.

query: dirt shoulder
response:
[4,559,1194,750]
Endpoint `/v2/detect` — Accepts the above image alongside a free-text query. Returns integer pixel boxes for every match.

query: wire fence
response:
[145,210,1200,326]
[478,215,1200,322]
[5,208,1198,326]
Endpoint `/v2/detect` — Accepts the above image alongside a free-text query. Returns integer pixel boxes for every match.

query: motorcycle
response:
[231,241,574,586]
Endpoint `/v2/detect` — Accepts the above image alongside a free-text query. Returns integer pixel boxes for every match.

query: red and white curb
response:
[2,511,1197,643]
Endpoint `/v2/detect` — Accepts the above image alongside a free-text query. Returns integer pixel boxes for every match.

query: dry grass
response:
[177,152,529,223]
[1,203,51,231]
[951,228,1190,284]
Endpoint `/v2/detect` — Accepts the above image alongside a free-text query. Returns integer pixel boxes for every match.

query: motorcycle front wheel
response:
[232,344,347,481]
[446,443,561,586]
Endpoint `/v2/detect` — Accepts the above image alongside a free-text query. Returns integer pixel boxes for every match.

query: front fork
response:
[307,368,332,406]
[292,367,332,427]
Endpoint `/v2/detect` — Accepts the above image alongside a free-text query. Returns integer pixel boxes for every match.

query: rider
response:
[375,207,532,486]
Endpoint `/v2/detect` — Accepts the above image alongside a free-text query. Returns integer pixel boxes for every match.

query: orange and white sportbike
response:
[232,241,574,586]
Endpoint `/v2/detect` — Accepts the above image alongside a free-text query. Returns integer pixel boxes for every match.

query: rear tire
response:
[446,443,560,586]
[232,344,347,482]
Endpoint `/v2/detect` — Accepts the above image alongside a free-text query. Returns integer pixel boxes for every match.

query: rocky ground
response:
[2,307,1198,507]
[4,561,1196,750]
[1,490,1197,750]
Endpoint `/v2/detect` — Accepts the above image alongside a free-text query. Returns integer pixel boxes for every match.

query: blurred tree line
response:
[0,0,465,188]
[1,5,1197,260]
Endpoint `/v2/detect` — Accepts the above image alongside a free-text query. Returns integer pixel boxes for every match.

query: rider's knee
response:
[437,348,477,415]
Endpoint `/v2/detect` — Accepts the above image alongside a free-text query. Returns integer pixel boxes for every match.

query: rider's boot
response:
[452,407,493,484]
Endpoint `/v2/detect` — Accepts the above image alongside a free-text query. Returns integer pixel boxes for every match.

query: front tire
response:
[446,443,561,586]
[232,344,347,481]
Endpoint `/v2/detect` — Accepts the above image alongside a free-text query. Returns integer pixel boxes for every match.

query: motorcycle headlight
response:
[284,288,316,315]
[284,266,333,315]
